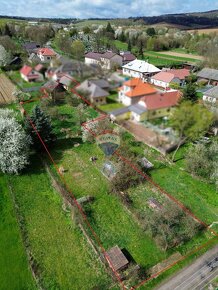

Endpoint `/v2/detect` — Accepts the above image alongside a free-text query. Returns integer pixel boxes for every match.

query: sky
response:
[0,0,218,19]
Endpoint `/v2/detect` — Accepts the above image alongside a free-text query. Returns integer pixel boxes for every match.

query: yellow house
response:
[110,90,182,122]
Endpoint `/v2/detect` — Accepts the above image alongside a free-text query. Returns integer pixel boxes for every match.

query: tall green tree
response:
[171,101,213,161]
[185,140,218,189]
[147,37,155,51]
[127,39,132,52]
[146,27,156,37]
[183,83,198,102]
[26,105,55,151]
[118,31,126,42]
[139,40,144,59]
[105,22,114,34]
[71,40,85,77]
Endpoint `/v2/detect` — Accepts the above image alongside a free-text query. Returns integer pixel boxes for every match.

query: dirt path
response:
[158,51,204,61]
[122,120,168,148]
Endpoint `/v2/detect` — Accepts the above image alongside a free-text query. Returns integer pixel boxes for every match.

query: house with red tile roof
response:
[20,65,44,82]
[110,90,182,122]
[151,69,190,89]
[37,48,57,63]
[135,90,182,121]
[118,78,157,106]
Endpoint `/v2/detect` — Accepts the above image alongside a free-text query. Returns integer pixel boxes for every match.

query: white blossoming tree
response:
[0,109,30,174]
[0,44,10,67]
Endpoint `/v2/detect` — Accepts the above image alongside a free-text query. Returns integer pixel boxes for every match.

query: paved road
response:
[156,245,218,290]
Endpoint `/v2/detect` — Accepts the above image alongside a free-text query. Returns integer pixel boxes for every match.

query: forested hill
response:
[1,9,218,28]
[130,10,218,28]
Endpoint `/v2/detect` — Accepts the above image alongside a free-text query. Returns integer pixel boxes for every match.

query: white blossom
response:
[0,109,30,174]
[0,45,10,67]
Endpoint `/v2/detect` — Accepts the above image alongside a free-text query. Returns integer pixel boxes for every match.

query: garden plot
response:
[0,73,16,104]
[49,141,167,270]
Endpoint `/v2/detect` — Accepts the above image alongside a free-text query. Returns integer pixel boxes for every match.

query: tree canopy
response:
[170,101,214,160]
[186,140,218,189]
[25,105,55,151]
[0,109,30,174]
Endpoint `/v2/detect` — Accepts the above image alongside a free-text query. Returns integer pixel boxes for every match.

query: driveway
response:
[156,245,218,290]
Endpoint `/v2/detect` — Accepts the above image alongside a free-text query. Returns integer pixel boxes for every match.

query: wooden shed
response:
[106,246,129,271]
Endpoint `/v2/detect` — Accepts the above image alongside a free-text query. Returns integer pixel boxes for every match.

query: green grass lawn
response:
[2,98,216,289]
[171,48,199,55]
[113,40,128,51]
[49,141,166,271]
[144,51,199,63]
[99,102,124,112]
[50,103,98,138]
[0,174,36,290]
[122,132,217,225]
[140,55,182,67]
[7,156,111,289]
[98,91,124,112]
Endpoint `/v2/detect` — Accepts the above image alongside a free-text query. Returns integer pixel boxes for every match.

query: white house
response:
[122,59,160,81]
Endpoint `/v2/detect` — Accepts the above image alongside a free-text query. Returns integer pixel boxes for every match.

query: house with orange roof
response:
[151,69,190,89]
[118,78,157,106]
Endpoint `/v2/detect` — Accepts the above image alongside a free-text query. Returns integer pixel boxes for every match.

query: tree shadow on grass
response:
[22,137,83,176]
[21,154,47,176]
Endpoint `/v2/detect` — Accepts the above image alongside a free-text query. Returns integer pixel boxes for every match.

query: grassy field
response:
[151,153,217,225]
[2,94,216,289]
[49,141,167,271]
[187,28,218,34]
[171,48,198,55]
[121,132,217,225]
[0,174,36,290]
[98,91,124,112]
[159,50,203,60]
[144,51,199,63]
[113,40,128,51]
[7,156,111,289]
[139,55,182,67]
[47,119,216,288]
[74,19,109,28]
